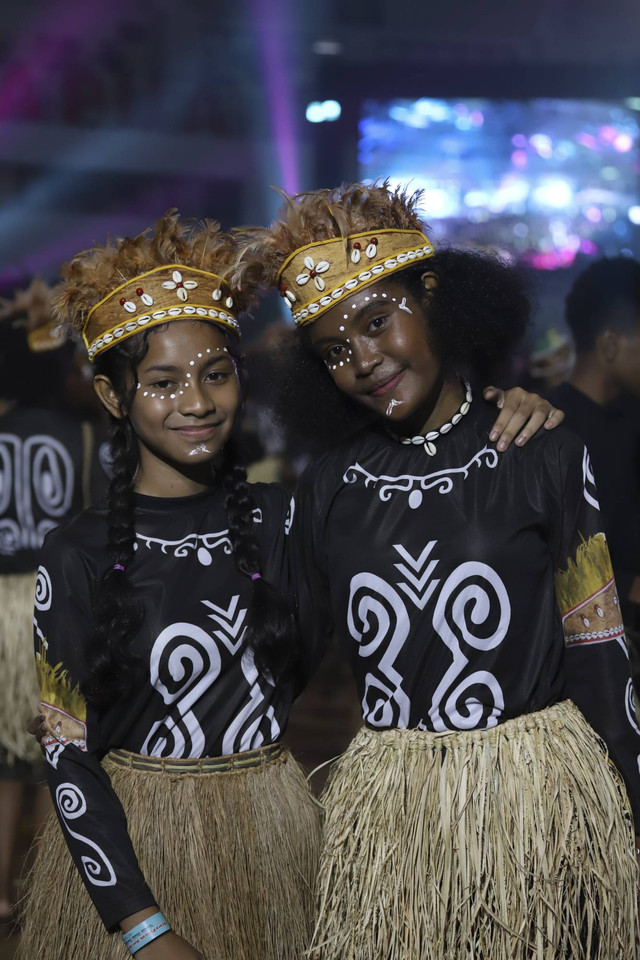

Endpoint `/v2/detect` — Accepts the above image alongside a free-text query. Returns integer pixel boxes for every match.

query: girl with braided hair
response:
[17,212,320,960]
[235,182,640,959]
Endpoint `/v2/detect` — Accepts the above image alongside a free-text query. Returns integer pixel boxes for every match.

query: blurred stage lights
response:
[306,100,341,123]
[628,206,640,225]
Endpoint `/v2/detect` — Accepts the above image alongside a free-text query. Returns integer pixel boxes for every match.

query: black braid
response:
[82,344,147,705]
[222,438,297,682]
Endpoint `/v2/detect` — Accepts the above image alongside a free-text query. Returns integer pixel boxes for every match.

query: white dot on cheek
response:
[206,348,211,354]
[197,353,202,358]
[373,293,377,297]
[339,325,345,332]
[190,360,195,366]
[170,394,175,399]
[365,296,369,301]
[142,391,148,397]
[382,293,387,298]
[186,373,191,378]
[343,314,348,320]
[151,393,156,398]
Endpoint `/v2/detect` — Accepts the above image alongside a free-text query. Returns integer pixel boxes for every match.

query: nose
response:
[350,338,383,378]
[177,378,215,416]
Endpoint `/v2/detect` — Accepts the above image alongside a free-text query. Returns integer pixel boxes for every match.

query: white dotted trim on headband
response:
[87,307,239,359]
[289,244,433,324]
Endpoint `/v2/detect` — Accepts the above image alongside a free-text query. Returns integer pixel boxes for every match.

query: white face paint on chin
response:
[399,297,412,314]
[188,443,214,457]
[386,398,405,416]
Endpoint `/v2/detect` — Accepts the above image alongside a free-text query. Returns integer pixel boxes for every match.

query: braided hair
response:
[81,324,296,706]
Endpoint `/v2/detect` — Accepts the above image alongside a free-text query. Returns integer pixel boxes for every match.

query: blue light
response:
[306,100,342,123]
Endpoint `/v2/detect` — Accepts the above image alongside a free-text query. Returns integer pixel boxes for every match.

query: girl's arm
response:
[34,530,156,932]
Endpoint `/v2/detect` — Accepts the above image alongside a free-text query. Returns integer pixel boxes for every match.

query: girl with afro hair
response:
[235,182,640,959]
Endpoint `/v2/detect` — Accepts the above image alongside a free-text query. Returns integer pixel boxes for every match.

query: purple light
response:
[250,0,300,194]
[0,0,127,122]
[585,206,602,223]
[576,132,599,150]
[511,134,527,148]
[599,125,618,143]
[511,149,528,168]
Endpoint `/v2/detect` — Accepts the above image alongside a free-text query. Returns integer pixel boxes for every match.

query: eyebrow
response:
[312,301,389,346]
[143,355,229,374]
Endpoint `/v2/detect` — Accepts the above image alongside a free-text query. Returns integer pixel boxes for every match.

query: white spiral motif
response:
[347,572,411,727]
[55,783,117,887]
[34,565,53,611]
[142,622,222,758]
[29,438,74,516]
[429,561,510,731]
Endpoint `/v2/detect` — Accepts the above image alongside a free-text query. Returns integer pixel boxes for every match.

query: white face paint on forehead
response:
[398,297,412,314]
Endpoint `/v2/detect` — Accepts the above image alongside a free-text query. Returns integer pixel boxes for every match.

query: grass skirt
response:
[17,742,322,960]
[310,701,639,960]
[0,572,41,766]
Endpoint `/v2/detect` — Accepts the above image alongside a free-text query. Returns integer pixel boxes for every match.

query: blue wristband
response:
[122,912,171,955]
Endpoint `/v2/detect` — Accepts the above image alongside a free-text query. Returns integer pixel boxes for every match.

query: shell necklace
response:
[397,380,472,456]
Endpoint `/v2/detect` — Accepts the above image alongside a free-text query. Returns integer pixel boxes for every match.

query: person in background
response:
[547,257,640,692]
[0,278,105,932]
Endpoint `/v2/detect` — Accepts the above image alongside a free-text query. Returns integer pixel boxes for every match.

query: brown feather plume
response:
[232,180,426,294]
[54,210,258,340]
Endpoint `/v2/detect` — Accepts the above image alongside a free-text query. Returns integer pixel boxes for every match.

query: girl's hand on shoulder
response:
[483,385,564,452]
[135,930,205,958]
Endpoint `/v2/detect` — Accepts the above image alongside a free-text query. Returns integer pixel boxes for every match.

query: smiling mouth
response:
[368,370,405,397]
[173,423,222,440]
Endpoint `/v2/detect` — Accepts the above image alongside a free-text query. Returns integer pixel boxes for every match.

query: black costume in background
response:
[0,405,105,774]
[291,398,640,823]
[0,406,105,572]
[547,381,640,628]
[35,483,292,931]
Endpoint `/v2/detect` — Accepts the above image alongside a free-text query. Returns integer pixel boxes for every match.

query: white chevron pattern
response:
[393,541,441,610]
[201,595,247,654]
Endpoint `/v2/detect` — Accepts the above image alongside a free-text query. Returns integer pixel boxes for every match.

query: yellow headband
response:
[276,228,434,326]
[83,264,240,361]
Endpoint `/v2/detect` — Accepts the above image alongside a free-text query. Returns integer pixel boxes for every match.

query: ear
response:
[93,374,124,419]
[420,271,439,296]
[597,329,621,364]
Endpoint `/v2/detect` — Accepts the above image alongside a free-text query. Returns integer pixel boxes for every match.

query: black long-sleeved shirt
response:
[35,484,293,931]
[290,398,640,822]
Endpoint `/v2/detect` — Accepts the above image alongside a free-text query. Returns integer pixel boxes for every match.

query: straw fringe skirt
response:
[0,572,41,766]
[309,701,639,960]
[18,743,322,960]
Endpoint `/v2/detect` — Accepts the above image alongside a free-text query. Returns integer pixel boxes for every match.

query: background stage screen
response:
[359,98,640,269]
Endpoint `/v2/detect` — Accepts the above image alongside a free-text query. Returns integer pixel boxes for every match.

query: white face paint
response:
[386,398,405,417]
[136,345,233,402]
[188,443,214,457]
[398,297,412,313]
